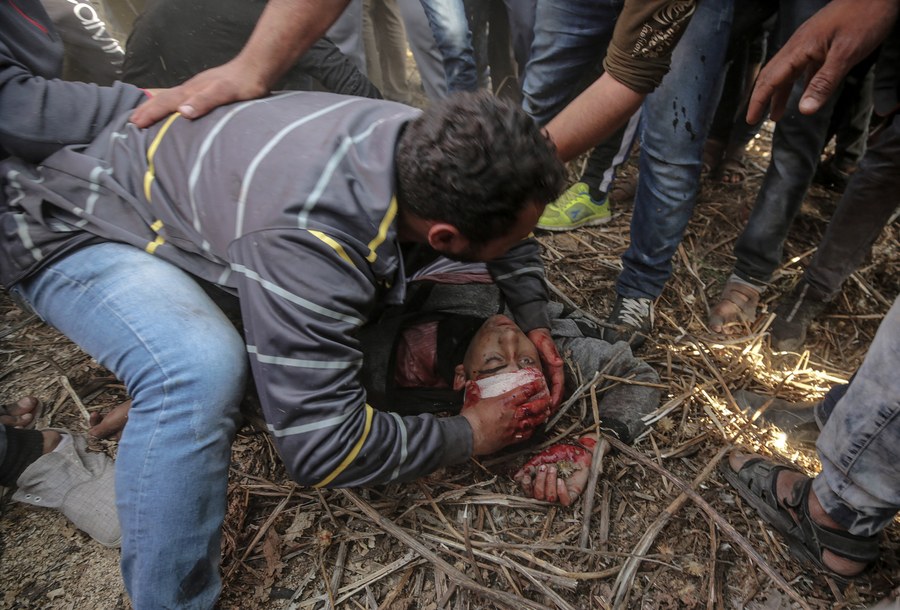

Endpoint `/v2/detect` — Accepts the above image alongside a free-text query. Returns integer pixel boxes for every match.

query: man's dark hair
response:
[395,91,566,245]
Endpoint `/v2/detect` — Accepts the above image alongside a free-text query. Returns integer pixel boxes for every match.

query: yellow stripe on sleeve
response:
[145,235,165,255]
[309,230,354,267]
[143,113,181,202]
[365,196,397,263]
[313,404,374,488]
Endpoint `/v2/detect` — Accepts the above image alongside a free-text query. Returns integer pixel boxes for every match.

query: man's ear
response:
[426,222,468,253]
[453,364,467,391]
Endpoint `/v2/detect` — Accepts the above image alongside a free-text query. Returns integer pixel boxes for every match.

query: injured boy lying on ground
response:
[356,256,662,505]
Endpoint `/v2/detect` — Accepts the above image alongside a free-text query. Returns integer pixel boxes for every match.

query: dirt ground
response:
[1,67,899,610]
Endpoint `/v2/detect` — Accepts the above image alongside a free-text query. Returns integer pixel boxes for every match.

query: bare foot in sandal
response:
[709,279,760,334]
[702,138,726,177]
[726,451,878,578]
[0,396,42,428]
[719,148,747,184]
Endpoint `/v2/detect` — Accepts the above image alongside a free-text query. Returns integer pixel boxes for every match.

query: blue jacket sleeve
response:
[0,24,146,162]
[487,236,551,333]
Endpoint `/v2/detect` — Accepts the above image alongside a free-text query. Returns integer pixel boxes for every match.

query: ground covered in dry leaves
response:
[1,120,898,609]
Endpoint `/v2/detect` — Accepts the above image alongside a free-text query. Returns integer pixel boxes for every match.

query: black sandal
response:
[721,457,880,581]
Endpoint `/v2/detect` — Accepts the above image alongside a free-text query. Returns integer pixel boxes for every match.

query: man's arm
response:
[747,0,899,123]
[545,73,644,163]
[545,0,696,161]
[129,0,351,127]
[0,45,147,162]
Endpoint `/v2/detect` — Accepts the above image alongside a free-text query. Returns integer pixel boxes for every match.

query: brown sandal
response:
[709,280,760,334]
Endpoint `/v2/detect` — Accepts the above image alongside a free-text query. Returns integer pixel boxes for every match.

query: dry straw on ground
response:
[1,127,898,609]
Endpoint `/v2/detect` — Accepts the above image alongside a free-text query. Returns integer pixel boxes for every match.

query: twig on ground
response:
[604,435,813,610]
[341,489,554,610]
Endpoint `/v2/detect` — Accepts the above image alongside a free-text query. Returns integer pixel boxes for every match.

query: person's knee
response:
[181,327,249,408]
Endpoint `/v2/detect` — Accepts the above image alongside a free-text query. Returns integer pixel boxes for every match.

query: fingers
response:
[517,466,585,507]
[547,364,565,409]
[0,411,31,427]
[88,400,132,440]
[0,396,40,428]
[527,328,564,409]
[514,466,535,496]
[532,464,563,503]
[557,479,575,507]
[130,88,183,128]
[798,56,845,115]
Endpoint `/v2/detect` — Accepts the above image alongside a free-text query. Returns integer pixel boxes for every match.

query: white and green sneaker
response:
[537,181,612,231]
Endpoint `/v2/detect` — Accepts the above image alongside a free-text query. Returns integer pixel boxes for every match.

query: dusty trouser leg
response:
[803,115,900,300]
[11,243,248,609]
[770,114,900,349]
[813,297,900,537]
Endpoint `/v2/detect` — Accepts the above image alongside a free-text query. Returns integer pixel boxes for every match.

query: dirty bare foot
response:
[0,396,41,428]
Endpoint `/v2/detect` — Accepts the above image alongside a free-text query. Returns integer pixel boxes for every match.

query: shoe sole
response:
[537,215,613,232]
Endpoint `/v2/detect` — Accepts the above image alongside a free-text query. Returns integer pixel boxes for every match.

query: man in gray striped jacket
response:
[0,90,566,608]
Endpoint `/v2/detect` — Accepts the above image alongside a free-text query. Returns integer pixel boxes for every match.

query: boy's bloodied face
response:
[454,315,544,388]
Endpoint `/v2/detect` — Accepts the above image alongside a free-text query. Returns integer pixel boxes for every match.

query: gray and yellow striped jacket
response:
[0,91,550,487]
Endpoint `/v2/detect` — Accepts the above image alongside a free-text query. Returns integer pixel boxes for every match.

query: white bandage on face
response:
[472,368,545,399]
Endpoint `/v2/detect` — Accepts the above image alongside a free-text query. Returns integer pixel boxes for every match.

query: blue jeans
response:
[616,0,734,300]
[814,296,900,537]
[418,0,477,92]
[520,0,623,126]
[11,243,248,609]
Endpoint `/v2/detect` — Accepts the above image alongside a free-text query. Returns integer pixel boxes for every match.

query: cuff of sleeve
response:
[437,416,473,466]
[600,418,636,446]
[515,300,551,334]
[603,47,669,95]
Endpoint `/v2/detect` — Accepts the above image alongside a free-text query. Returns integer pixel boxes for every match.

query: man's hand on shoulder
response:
[460,378,551,455]
[130,60,270,127]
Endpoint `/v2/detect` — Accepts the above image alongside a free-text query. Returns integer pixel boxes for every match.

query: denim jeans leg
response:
[397,0,448,101]
[616,0,734,300]
[502,0,536,86]
[520,0,623,125]
[12,243,248,609]
[814,381,850,428]
[732,80,841,285]
[418,0,478,92]
[804,115,900,299]
[813,297,900,537]
[731,0,834,284]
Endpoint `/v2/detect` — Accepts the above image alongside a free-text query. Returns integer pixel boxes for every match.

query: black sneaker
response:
[602,295,652,347]
[733,389,821,446]
[770,281,828,351]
